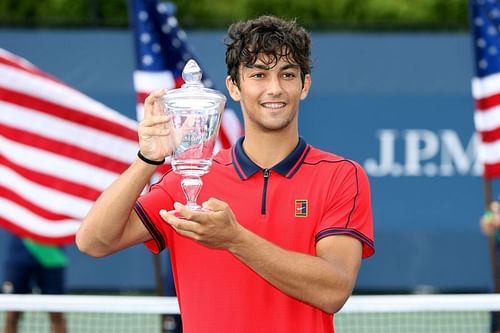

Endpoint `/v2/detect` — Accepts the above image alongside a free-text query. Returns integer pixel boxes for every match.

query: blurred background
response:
[0,0,495,296]
[0,0,468,30]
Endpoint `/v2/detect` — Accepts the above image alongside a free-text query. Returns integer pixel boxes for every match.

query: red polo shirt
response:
[135,137,374,333]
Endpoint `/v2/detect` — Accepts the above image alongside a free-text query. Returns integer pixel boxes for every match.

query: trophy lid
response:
[163,59,226,110]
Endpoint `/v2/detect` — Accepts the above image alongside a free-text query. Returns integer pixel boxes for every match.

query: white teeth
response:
[262,103,285,109]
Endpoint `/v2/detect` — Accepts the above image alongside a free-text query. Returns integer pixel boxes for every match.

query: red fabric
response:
[135,143,374,332]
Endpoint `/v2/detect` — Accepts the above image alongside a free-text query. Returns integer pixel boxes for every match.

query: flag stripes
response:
[0,123,130,173]
[470,1,500,179]
[471,77,500,178]
[1,0,243,245]
[0,48,139,244]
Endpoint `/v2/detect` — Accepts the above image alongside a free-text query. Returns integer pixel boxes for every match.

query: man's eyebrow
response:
[245,63,270,70]
[245,63,299,70]
[281,64,300,70]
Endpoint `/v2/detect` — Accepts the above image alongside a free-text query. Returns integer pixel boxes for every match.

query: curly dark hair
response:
[224,15,312,87]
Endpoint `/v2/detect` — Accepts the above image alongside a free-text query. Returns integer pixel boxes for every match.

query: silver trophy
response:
[162,59,226,210]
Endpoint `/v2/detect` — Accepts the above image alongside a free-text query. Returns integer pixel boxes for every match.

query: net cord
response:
[342,294,500,313]
[0,295,180,314]
[2,294,500,314]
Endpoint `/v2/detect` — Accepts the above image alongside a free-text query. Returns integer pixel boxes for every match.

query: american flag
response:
[129,0,242,150]
[471,0,500,179]
[0,48,138,245]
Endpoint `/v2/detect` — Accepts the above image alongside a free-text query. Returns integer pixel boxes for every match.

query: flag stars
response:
[131,4,214,82]
[479,59,488,69]
[178,30,187,41]
[162,24,171,34]
[157,3,167,14]
[168,17,178,27]
[152,43,161,53]
[138,10,148,21]
[172,38,181,48]
[140,32,151,44]
[473,2,500,77]
[142,54,154,66]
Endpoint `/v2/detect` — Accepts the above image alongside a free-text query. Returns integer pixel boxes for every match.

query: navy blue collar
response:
[231,137,310,180]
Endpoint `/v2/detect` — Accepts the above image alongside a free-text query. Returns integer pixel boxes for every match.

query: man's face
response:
[226,55,311,133]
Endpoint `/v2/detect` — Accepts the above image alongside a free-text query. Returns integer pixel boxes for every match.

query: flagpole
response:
[483,177,500,333]
[483,178,499,290]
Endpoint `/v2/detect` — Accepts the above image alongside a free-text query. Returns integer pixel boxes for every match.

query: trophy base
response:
[173,204,209,218]
[185,203,204,211]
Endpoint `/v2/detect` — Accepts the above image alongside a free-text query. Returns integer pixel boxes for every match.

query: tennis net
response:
[0,294,179,333]
[0,293,499,332]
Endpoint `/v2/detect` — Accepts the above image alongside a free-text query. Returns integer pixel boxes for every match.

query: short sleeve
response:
[134,182,176,254]
[315,160,375,258]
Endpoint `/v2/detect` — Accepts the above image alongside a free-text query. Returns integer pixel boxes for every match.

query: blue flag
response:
[129,0,242,148]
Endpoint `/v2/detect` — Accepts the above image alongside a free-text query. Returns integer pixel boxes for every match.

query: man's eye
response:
[251,73,264,78]
[282,72,296,79]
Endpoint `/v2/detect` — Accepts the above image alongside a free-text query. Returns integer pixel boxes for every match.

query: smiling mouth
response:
[261,102,286,109]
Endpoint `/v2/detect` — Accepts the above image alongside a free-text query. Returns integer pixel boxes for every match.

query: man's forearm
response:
[228,229,361,314]
[76,157,158,256]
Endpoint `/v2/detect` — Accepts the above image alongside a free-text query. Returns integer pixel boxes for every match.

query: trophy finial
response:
[182,59,202,86]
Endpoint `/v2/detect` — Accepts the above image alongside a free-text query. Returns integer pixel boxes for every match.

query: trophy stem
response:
[180,176,203,210]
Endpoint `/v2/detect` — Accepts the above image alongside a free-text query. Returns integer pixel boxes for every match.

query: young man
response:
[76,15,374,332]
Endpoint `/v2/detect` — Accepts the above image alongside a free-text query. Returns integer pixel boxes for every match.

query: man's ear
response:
[226,76,241,102]
[300,74,312,101]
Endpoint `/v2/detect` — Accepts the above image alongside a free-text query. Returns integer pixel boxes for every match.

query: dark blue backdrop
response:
[0,29,493,292]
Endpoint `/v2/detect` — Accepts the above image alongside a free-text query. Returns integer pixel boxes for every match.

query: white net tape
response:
[1,294,500,332]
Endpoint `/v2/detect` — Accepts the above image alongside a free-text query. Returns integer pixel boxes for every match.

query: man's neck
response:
[241,131,299,169]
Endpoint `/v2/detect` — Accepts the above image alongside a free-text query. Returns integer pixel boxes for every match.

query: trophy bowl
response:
[162,59,226,210]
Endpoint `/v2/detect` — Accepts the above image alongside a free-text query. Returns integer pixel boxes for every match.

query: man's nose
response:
[266,76,283,95]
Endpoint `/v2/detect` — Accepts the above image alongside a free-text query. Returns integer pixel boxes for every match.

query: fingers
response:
[201,198,228,211]
[172,202,208,220]
[139,117,171,139]
[138,90,173,158]
[161,200,240,250]
[144,89,166,105]
[160,201,220,231]
[160,209,200,239]
[141,90,171,132]
[144,89,167,119]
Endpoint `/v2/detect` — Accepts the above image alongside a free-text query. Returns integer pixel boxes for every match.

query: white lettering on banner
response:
[363,129,482,177]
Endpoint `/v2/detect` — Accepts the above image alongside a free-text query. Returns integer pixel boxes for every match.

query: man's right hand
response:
[138,89,174,162]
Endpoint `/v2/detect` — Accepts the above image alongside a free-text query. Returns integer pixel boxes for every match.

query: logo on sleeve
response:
[295,200,308,217]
